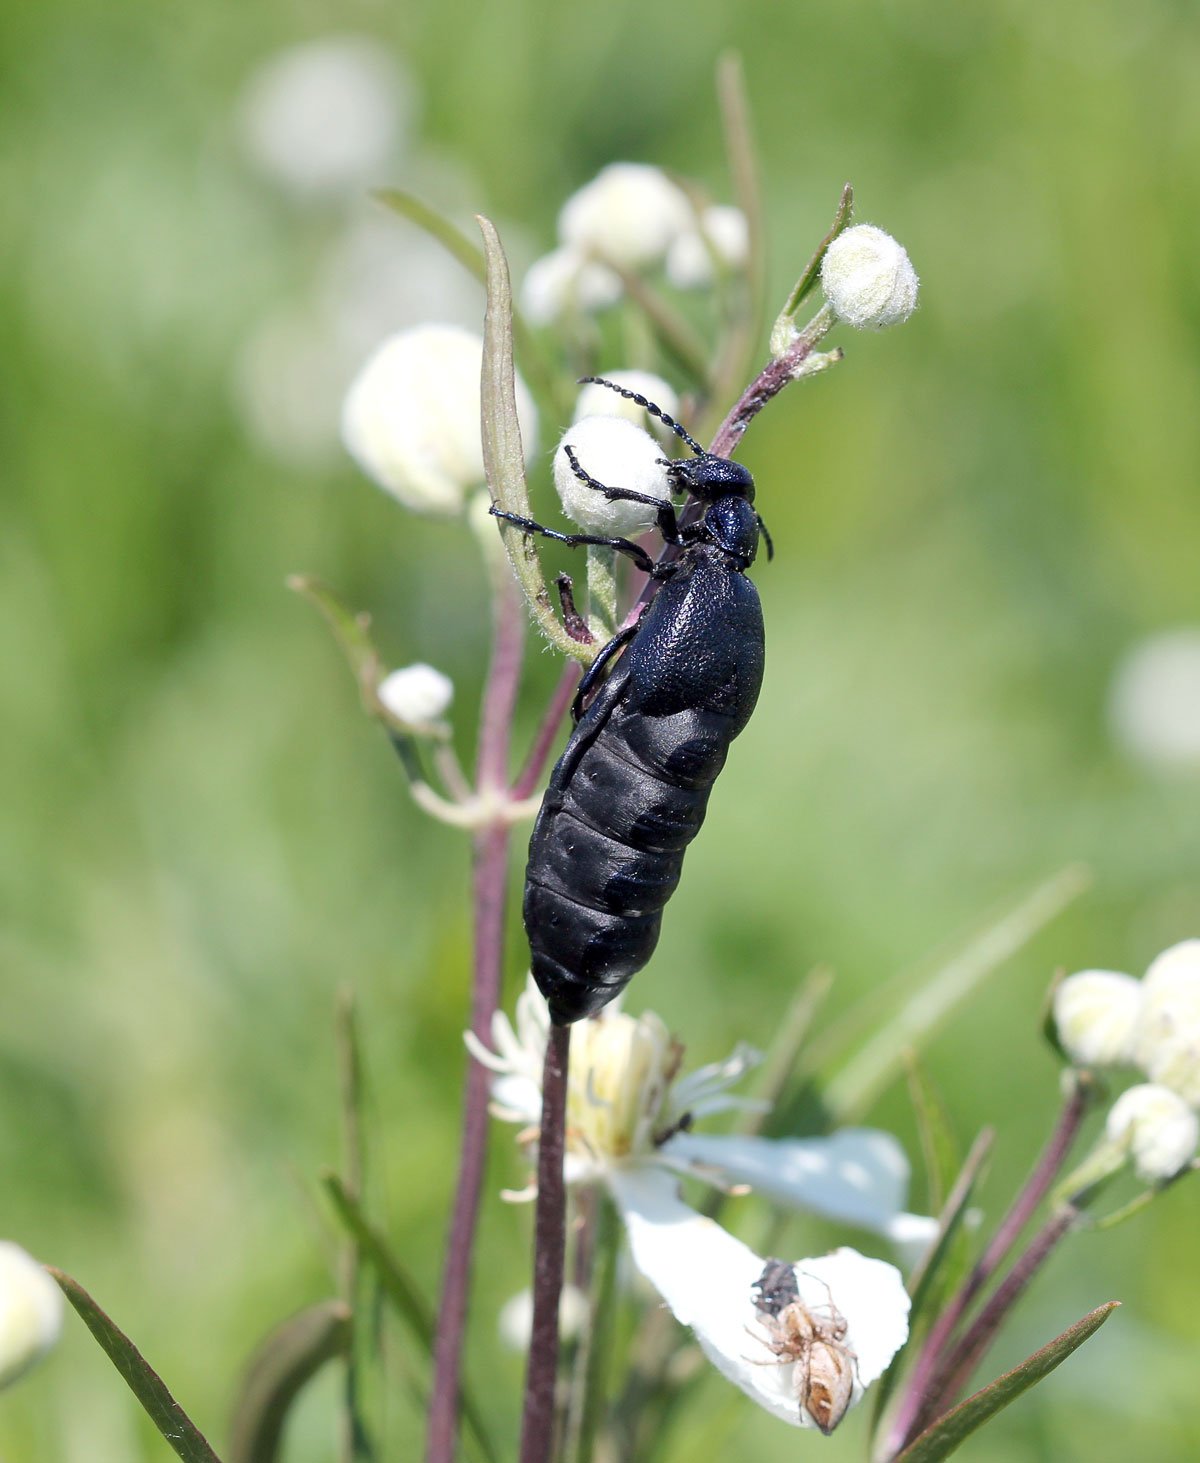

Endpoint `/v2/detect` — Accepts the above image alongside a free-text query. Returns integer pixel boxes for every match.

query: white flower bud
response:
[665,205,750,289]
[1108,629,1200,772]
[0,1243,63,1391]
[1132,940,1200,1106]
[572,371,680,440]
[1052,970,1143,1067]
[558,163,693,270]
[498,1284,589,1352]
[342,325,538,515]
[520,247,622,325]
[236,37,408,198]
[378,663,454,726]
[553,417,672,536]
[1106,1083,1199,1183]
[820,224,919,330]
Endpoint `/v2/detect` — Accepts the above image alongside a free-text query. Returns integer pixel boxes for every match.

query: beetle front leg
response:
[563,446,682,544]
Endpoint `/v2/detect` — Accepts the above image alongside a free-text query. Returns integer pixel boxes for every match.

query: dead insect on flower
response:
[749,1259,859,1435]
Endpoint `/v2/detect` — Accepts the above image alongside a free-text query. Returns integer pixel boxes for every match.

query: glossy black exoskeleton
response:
[492,378,770,1024]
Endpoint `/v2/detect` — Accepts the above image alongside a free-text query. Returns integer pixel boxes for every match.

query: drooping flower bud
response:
[665,205,750,289]
[553,417,672,536]
[572,371,679,438]
[1132,940,1200,1106]
[820,225,919,330]
[341,325,538,514]
[0,1243,63,1391]
[378,663,454,726]
[1106,1083,1199,1183]
[558,164,692,270]
[520,247,622,325]
[1052,970,1143,1067]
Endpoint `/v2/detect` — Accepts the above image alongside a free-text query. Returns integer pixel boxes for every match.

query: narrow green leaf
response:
[769,182,853,350]
[228,1301,351,1463]
[894,1302,1120,1463]
[905,1051,961,1215]
[821,865,1091,1122]
[477,214,591,664]
[741,965,833,1135]
[49,1268,222,1463]
[287,575,381,697]
[322,1176,499,1463]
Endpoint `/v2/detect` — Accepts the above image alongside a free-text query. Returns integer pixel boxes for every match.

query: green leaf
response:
[228,1301,352,1463]
[769,182,853,348]
[894,1302,1120,1463]
[49,1268,222,1463]
[905,1051,961,1216]
[287,575,381,699]
[820,865,1091,1122]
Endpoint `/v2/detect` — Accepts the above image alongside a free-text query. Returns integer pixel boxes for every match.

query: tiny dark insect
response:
[492,378,770,1025]
[749,1258,858,1435]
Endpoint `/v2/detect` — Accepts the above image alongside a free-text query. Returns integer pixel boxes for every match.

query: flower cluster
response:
[1053,940,1200,1181]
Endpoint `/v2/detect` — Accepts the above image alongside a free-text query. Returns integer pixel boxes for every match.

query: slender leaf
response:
[768,182,853,354]
[905,1051,961,1215]
[49,1268,222,1463]
[894,1302,1120,1463]
[287,576,381,699]
[229,1301,352,1463]
[741,965,833,1135]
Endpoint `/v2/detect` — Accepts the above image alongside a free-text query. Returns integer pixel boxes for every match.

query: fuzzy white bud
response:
[342,325,538,514]
[558,164,692,270]
[1052,970,1143,1067]
[1132,940,1200,1106]
[553,417,672,536]
[665,205,750,289]
[1108,629,1200,772]
[1106,1083,1199,1183]
[572,371,680,440]
[520,246,623,325]
[378,663,454,726]
[498,1284,589,1352]
[820,225,919,330]
[0,1243,63,1391]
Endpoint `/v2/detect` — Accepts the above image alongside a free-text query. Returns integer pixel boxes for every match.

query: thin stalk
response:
[709,306,834,459]
[883,1077,1092,1456]
[520,1024,572,1463]
[336,989,368,1463]
[513,665,581,802]
[564,1194,621,1463]
[585,547,618,643]
[426,571,525,1463]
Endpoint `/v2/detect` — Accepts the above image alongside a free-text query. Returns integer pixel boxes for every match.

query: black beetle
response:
[492,378,770,1024]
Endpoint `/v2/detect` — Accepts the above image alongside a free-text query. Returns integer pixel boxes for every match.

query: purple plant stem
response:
[425,572,525,1463]
[512,663,580,801]
[709,335,821,459]
[884,1078,1092,1456]
[520,1023,572,1463]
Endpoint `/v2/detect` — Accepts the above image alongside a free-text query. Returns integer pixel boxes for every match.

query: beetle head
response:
[667,453,756,504]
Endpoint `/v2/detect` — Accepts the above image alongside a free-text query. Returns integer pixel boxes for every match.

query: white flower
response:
[553,417,673,537]
[520,247,622,326]
[821,224,919,330]
[572,371,680,437]
[1053,970,1143,1067]
[377,663,454,727]
[1132,940,1200,1106]
[0,1243,63,1391]
[558,164,693,270]
[341,325,538,514]
[236,37,408,198]
[1106,1083,1199,1183]
[498,1284,590,1352]
[468,981,922,1426]
[1108,628,1200,772]
[665,205,750,289]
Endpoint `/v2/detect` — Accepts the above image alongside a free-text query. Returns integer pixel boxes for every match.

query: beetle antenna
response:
[578,376,705,456]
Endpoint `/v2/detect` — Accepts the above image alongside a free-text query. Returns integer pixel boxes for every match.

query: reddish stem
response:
[513,662,580,801]
[519,1024,572,1463]
[709,335,820,459]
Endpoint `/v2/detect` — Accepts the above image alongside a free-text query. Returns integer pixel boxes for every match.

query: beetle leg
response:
[489,506,657,575]
[564,447,683,544]
[572,621,640,721]
[756,512,775,561]
[555,574,592,643]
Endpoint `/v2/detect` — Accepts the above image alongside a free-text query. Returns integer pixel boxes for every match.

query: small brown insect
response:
[749,1260,858,1435]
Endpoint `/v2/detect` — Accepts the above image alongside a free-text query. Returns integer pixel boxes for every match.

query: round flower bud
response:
[558,164,693,270]
[1108,629,1200,772]
[820,225,919,330]
[0,1242,63,1391]
[1052,970,1143,1068]
[1106,1083,1199,1183]
[573,371,680,440]
[665,205,750,289]
[520,247,622,326]
[342,325,538,514]
[553,417,672,536]
[378,663,454,726]
[1132,941,1200,1107]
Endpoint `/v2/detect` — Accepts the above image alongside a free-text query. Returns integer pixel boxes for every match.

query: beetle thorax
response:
[703,495,759,568]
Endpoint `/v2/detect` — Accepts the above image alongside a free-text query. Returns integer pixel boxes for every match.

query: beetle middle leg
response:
[490,505,657,575]
[572,621,640,721]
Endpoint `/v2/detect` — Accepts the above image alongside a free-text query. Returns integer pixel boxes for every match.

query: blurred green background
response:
[3,0,1199,1458]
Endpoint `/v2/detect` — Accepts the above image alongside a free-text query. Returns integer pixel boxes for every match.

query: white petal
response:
[608,1168,908,1427]
[490,1074,542,1123]
[660,1128,922,1238]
